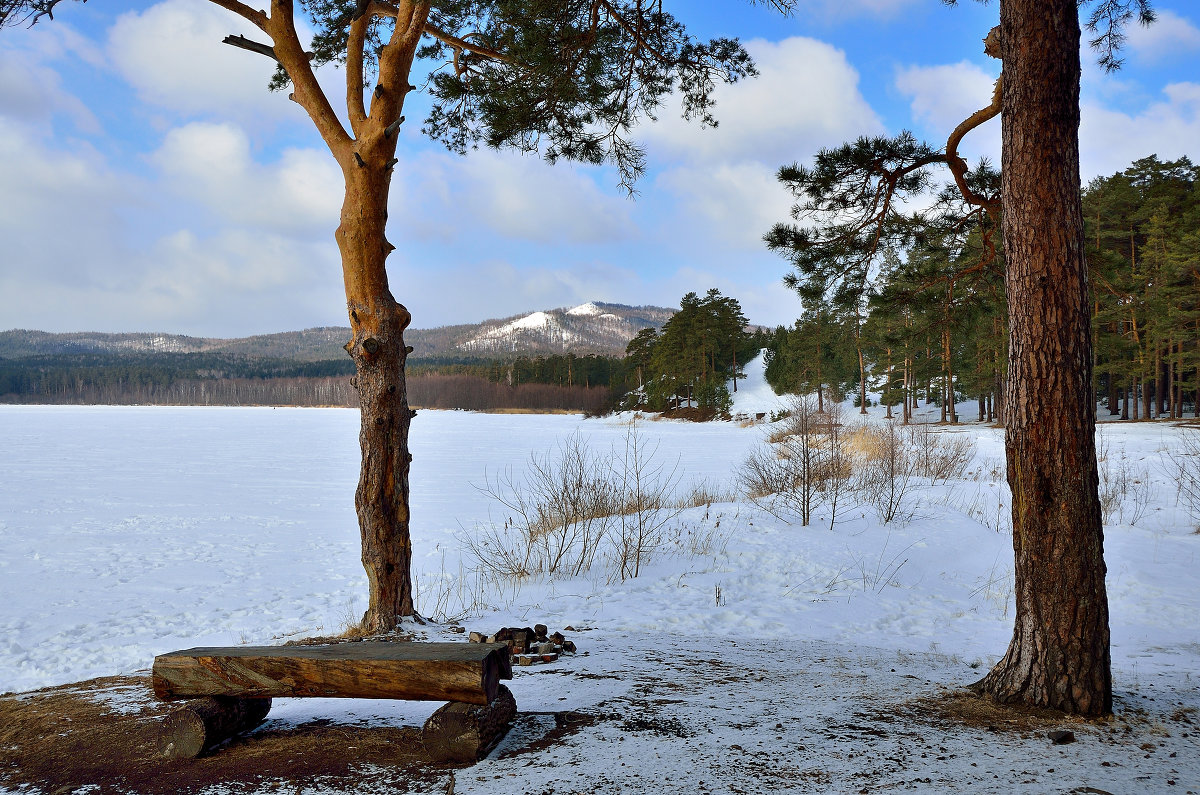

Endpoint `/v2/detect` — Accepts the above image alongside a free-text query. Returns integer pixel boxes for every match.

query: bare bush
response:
[464,429,695,585]
[854,420,918,523]
[1169,428,1200,531]
[906,423,977,482]
[1097,427,1152,527]
[676,478,738,509]
[609,428,684,581]
[741,395,846,526]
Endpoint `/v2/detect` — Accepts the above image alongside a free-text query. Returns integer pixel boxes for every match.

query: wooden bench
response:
[151,641,515,761]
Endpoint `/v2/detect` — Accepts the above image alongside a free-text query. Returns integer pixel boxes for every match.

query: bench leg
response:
[422,684,517,763]
[157,696,272,760]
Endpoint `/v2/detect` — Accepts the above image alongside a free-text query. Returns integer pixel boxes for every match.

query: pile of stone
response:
[467,623,578,666]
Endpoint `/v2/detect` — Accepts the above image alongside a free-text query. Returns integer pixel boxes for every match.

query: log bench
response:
[151,641,514,762]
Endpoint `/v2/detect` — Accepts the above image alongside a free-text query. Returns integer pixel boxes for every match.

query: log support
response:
[157,696,272,760]
[422,685,517,763]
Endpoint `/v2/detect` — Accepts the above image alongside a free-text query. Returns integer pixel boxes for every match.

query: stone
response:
[550,632,565,645]
[1048,730,1075,745]
[562,640,577,654]
[534,624,548,640]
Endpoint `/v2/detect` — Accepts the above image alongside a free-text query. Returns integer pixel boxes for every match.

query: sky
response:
[1,0,1198,337]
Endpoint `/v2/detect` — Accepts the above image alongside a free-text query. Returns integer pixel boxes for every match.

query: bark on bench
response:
[158,696,272,760]
[151,642,516,760]
[422,684,518,762]
[152,641,513,705]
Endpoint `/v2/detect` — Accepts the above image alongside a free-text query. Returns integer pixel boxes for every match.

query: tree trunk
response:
[340,154,415,632]
[972,0,1111,717]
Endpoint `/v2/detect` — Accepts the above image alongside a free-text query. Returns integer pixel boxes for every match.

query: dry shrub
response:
[1166,427,1200,531]
[741,396,850,527]
[906,423,977,482]
[463,428,693,585]
[853,421,918,523]
[677,478,738,509]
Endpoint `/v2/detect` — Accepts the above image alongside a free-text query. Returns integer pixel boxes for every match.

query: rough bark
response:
[152,642,513,705]
[971,0,1112,717]
[422,684,518,762]
[157,696,272,760]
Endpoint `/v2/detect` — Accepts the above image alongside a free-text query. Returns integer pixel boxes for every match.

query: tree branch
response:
[265,0,352,158]
[597,0,671,64]
[371,1,515,65]
[208,0,268,31]
[346,6,371,135]
[222,34,279,61]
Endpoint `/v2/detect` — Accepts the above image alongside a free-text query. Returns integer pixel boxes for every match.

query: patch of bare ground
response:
[901,687,1108,733]
[0,675,443,794]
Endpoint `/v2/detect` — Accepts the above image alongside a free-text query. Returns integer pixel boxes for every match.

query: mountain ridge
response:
[0,302,675,362]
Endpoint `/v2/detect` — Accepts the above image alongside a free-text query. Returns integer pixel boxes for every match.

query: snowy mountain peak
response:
[566,302,604,316]
[453,302,674,357]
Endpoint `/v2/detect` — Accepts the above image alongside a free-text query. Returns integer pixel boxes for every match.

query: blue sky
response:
[1,0,1197,336]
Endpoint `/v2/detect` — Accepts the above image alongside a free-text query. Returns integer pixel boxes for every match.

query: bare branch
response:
[223,34,279,62]
[208,0,268,31]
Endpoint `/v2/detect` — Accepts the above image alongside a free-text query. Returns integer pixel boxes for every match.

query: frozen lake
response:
[0,405,760,692]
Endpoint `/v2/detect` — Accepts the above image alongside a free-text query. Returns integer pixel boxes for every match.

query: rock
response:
[550,632,565,645]
[534,623,548,640]
[422,685,517,763]
[1048,730,1075,745]
[562,640,577,654]
[516,655,536,666]
[450,626,466,634]
[511,630,530,653]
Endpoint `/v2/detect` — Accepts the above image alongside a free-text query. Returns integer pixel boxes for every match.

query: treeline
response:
[2,372,612,413]
[0,349,627,412]
[1088,156,1200,419]
[763,154,1199,422]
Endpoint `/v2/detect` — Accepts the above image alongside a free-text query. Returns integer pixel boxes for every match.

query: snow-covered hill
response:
[454,302,672,356]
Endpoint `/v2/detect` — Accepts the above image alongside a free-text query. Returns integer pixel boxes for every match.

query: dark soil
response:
[0,675,446,794]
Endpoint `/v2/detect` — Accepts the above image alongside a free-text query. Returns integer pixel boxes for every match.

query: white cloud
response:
[1081,81,1200,179]
[386,149,636,246]
[107,0,307,126]
[1125,9,1200,61]
[152,122,342,235]
[0,27,101,134]
[640,37,883,167]
[635,36,883,255]
[657,161,793,250]
[894,60,1001,164]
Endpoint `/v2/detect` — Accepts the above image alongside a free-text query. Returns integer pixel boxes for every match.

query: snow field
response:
[1,356,1199,793]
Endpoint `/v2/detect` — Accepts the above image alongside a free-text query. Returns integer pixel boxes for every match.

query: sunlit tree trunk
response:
[972,0,1111,716]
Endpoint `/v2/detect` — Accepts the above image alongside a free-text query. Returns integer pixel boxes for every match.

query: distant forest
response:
[0,350,626,413]
[760,154,1200,422]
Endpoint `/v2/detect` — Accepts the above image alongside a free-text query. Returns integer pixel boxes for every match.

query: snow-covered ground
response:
[2,356,1198,792]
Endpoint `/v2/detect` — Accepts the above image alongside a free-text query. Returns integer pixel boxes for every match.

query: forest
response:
[758,154,1199,423]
